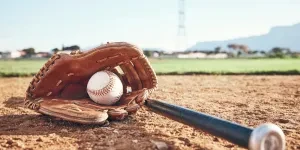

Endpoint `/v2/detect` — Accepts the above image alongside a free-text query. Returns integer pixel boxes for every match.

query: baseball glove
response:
[24,42,157,125]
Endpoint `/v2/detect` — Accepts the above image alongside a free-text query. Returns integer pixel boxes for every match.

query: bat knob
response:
[249,123,285,150]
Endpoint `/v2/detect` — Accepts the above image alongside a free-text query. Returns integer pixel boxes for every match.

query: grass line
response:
[1,70,300,77]
[1,58,300,77]
[0,72,36,77]
[155,70,300,75]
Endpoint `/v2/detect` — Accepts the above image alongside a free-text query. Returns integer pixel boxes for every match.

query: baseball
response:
[87,70,123,105]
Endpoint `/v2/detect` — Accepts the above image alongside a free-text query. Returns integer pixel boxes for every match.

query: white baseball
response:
[87,70,123,105]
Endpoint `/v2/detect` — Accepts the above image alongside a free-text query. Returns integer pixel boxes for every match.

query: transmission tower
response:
[176,0,187,51]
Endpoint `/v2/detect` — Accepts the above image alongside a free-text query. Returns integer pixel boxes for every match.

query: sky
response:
[0,0,299,52]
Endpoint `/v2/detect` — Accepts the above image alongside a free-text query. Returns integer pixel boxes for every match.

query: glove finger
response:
[133,57,157,90]
[125,104,140,114]
[114,55,156,106]
[107,103,140,120]
[69,99,131,121]
[114,89,148,114]
[108,109,128,120]
[120,88,147,105]
[106,54,156,115]
[119,62,143,91]
[37,98,109,125]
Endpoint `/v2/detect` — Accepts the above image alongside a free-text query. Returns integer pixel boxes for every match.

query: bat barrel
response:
[145,99,285,150]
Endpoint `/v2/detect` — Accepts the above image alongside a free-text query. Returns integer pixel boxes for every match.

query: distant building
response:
[57,50,73,55]
[32,52,52,58]
[0,51,25,59]
[239,51,266,58]
[153,52,160,58]
[206,53,228,59]
[177,52,207,59]
[291,52,300,58]
[176,51,228,59]
[11,51,22,58]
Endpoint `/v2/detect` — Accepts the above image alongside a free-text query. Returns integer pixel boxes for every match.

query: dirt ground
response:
[0,75,299,150]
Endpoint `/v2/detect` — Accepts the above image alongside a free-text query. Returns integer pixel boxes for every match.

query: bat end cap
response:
[249,123,285,150]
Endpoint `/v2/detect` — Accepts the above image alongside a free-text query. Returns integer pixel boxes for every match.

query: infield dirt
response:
[0,76,299,150]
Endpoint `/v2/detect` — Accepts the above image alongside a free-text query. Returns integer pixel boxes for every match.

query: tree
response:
[291,52,300,58]
[284,48,291,54]
[269,47,285,58]
[271,47,282,53]
[237,51,242,57]
[228,44,241,57]
[51,48,60,54]
[238,45,249,53]
[227,44,239,50]
[260,51,266,54]
[22,47,35,56]
[143,50,151,57]
[62,45,80,51]
[214,46,221,53]
[227,44,233,50]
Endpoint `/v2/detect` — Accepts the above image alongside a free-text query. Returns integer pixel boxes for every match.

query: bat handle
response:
[145,99,285,150]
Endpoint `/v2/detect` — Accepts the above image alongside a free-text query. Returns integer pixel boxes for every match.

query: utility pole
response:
[176,0,187,51]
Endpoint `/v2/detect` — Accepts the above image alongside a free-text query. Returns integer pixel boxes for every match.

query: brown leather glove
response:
[24,42,157,125]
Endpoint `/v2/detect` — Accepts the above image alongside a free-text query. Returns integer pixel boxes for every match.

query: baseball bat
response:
[145,99,285,150]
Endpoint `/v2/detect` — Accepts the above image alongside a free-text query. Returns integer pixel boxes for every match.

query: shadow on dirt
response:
[1,96,182,149]
[3,96,25,108]
[1,97,140,136]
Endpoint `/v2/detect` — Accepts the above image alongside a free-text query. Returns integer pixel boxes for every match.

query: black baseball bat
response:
[145,99,285,150]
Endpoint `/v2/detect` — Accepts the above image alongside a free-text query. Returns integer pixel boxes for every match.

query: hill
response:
[188,23,300,51]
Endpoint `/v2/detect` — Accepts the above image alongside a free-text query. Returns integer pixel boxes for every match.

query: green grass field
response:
[0,58,300,77]
[150,58,300,75]
[0,59,47,77]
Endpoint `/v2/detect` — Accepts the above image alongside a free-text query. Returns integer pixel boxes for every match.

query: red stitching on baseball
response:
[87,70,116,97]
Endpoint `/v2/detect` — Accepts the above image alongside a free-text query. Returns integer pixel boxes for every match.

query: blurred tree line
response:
[19,45,80,57]
[51,45,80,54]
[0,45,81,58]
[143,49,164,57]
[1,43,299,59]
[267,47,300,58]
[226,43,299,58]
